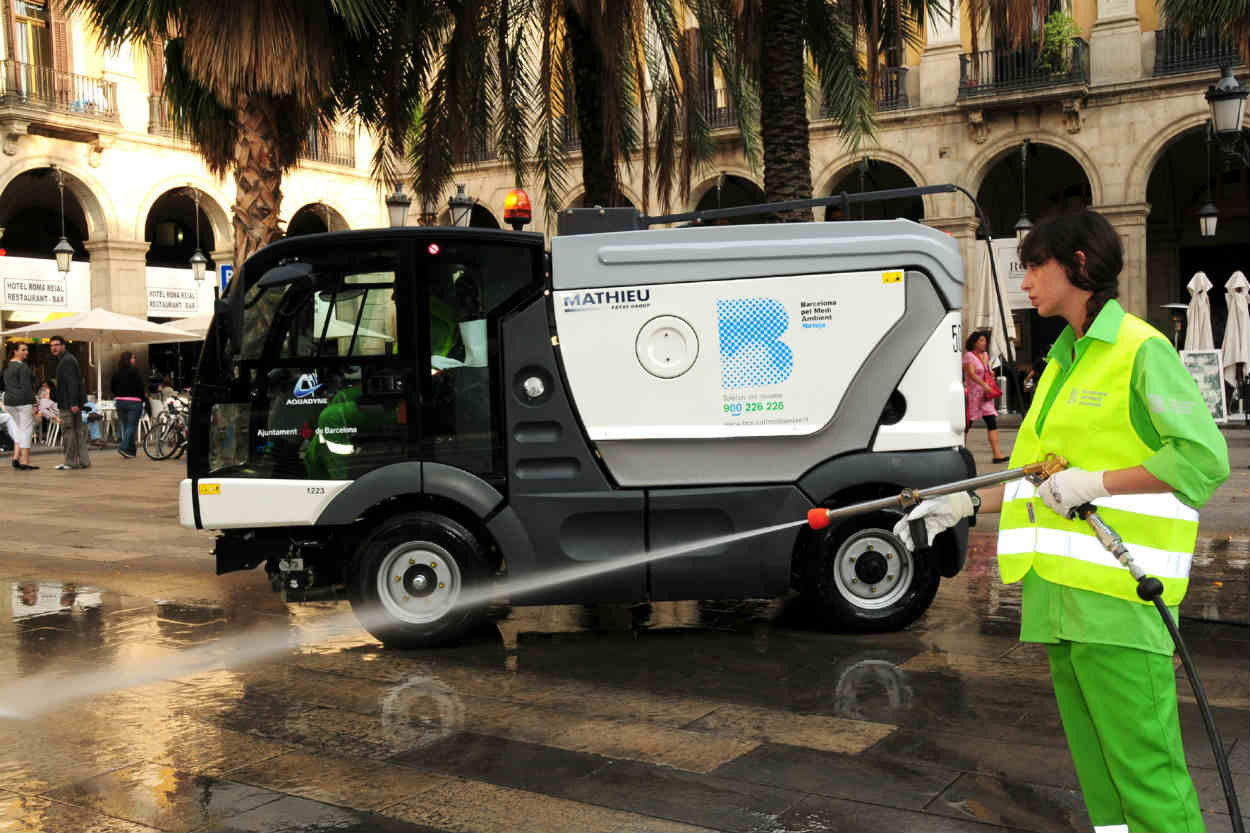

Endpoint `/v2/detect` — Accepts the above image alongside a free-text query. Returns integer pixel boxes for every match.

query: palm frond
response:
[532,0,571,221]
[808,0,875,148]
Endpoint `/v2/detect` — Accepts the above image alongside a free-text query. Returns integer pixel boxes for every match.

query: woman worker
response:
[895,210,1229,833]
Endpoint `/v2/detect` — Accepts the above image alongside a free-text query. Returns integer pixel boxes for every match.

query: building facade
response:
[444,0,1248,370]
[0,1,390,389]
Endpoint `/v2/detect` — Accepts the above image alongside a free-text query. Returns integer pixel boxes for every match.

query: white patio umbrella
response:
[0,308,200,398]
[170,310,214,339]
[1183,271,1215,351]
[1221,272,1250,407]
[973,244,1017,366]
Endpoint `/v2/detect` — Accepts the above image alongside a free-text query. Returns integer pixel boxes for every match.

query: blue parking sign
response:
[220,264,234,294]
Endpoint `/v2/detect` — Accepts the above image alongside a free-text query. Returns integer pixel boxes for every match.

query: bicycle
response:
[143,396,190,460]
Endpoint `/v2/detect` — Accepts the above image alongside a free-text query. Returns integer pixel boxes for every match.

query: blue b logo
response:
[717,298,793,388]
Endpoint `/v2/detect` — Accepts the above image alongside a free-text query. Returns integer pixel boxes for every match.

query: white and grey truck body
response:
[182,217,975,646]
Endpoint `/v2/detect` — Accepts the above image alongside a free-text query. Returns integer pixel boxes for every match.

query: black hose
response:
[1138,575,1244,832]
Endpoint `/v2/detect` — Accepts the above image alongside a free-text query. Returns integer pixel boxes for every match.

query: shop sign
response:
[146,266,209,317]
[987,238,1030,310]
[0,257,89,313]
[2,276,67,308]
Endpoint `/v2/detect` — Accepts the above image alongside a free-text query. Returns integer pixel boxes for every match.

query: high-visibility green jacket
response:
[998,311,1199,606]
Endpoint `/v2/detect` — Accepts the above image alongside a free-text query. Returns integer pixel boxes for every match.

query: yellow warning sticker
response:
[198,483,220,495]
[882,271,903,284]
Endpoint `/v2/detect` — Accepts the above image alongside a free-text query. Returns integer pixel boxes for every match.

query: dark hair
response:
[1018,210,1123,332]
[118,350,134,372]
[49,335,66,346]
[964,330,990,352]
[7,341,27,357]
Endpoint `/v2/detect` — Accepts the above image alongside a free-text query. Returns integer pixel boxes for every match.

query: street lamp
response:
[385,184,412,228]
[448,184,474,227]
[1205,66,1247,143]
[51,165,72,273]
[1198,197,1219,237]
[1015,140,1032,244]
[187,185,208,284]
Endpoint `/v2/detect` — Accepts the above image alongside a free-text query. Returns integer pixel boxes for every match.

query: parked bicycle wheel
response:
[142,414,179,460]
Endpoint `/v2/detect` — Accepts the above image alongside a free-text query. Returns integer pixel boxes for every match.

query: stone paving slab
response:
[0,450,1244,832]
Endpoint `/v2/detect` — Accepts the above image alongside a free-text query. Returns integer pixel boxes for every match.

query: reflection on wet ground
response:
[0,537,1246,833]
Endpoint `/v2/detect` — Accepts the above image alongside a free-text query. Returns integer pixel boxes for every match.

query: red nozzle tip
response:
[807,508,832,530]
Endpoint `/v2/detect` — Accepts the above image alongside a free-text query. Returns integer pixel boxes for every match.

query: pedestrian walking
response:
[963,330,1009,463]
[3,342,38,470]
[49,336,90,470]
[110,351,144,459]
[895,210,1229,833]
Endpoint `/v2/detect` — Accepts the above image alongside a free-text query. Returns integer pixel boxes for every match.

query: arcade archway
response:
[287,202,350,236]
[693,175,765,224]
[976,142,1093,366]
[1145,126,1250,344]
[823,159,923,222]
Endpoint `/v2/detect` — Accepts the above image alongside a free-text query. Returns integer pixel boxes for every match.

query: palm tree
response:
[404,0,733,221]
[1159,0,1250,67]
[695,0,876,220]
[68,0,397,266]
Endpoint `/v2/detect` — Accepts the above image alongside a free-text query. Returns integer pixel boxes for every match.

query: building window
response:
[14,0,53,68]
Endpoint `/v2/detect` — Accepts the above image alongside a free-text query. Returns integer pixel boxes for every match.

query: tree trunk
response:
[759,0,813,221]
[232,93,284,267]
[565,8,619,207]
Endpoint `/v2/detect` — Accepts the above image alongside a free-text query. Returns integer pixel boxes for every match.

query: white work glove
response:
[1038,468,1108,519]
[892,492,974,551]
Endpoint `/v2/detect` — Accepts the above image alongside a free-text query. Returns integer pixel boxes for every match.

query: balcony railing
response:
[454,134,495,164]
[561,118,580,151]
[1154,25,1242,75]
[958,38,1089,99]
[148,95,190,140]
[0,60,118,122]
[302,127,355,167]
[876,67,909,111]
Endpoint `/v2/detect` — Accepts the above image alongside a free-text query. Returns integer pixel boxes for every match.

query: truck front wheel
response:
[801,512,939,632]
[349,511,492,649]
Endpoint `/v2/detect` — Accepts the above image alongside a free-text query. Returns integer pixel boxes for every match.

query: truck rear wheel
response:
[802,511,939,632]
[348,511,492,649]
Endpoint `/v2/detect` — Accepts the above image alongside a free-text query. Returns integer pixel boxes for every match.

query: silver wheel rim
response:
[832,529,913,611]
[375,541,462,625]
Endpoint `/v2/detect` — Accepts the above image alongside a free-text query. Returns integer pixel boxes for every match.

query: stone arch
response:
[287,201,352,235]
[1125,110,1220,206]
[434,202,501,228]
[962,132,1103,207]
[135,177,231,249]
[0,156,114,240]
[688,167,761,210]
[559,182,642,211]
[815,149,933,216]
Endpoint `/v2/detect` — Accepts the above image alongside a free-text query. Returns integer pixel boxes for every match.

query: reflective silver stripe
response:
[1002,482,1198,523]
[996,526,1192,578]
[996,526,1034,555]
[1092,492,1198,522]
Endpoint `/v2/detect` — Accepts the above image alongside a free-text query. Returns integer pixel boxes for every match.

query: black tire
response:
[142,416,174,460]
[348,511,492,649]
[800,510,940,632]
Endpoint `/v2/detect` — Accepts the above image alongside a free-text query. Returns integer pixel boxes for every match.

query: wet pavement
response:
[0,455,1246,832]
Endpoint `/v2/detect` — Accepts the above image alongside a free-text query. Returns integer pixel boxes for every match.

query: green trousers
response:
[1046,641,1205,833]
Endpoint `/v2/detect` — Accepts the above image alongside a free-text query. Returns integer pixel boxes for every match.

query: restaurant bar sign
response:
[2,276,68,308]
[146,266,205,317]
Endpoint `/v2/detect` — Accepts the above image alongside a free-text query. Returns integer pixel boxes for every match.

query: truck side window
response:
[422,243,537,477]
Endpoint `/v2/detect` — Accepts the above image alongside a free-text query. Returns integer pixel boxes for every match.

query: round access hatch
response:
[635,315,699,378]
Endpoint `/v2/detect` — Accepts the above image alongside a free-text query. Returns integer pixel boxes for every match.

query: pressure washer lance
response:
[1069,502,1244,832]
[806,454,1069,548]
